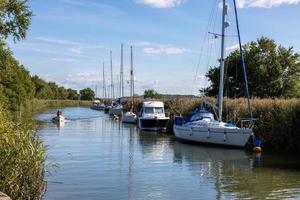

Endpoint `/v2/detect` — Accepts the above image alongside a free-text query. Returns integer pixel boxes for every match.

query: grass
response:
[0,107,46,200]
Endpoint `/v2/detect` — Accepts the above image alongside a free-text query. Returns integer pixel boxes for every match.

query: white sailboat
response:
[173,0,254,147]
[109,47,123,116]
[122,46,137,123]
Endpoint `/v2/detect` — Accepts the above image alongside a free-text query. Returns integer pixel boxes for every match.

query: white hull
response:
[52,115,65,124]
[173,124,252,147]
[109,108,123,116]
[122,112,137,123]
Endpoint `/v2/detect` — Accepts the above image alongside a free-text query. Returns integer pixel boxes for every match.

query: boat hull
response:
[122,112,137,124]
[173,125,252,147]
[109,108,123,116]
[138,118,169,131]
[52,116,65,124]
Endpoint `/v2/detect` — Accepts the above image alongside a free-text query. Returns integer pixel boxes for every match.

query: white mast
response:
[130,46,134,109]
[102,62,106,99]
[120,44,124,98]
[217,0,228,121]
[110,51,114,100]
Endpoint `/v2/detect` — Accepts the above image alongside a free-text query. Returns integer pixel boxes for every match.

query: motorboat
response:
[138,101,169,131]
[51,115,65,124]
[122,111,137,123]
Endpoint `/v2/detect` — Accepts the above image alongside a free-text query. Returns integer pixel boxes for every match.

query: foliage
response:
[143,89,163,99]
[203,37,300,98]
[80,88,95,100]
[0,0,33,41]
[0,107,46,199]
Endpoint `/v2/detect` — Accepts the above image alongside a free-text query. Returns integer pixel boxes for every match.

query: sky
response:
[7,0,300,97]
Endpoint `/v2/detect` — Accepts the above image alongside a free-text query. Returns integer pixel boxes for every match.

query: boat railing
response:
[236,118,258,128]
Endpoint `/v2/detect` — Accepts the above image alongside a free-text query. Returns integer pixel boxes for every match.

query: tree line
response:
[0,43,95,110]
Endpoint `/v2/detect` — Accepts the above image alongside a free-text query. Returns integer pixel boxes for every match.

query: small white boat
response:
[122,111,137,123]
[109,104,123,116]
[122,46,137,124]
[138,101,169,131]
[52,115,65,124]
[91,100,105,110]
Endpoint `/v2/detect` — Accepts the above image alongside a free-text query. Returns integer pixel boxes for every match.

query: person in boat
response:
[56,110,62,117]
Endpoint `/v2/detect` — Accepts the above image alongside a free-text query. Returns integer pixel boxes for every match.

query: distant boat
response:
[91,100,105,110]
[173,0,254,147]
[138,101,169,131]
[122,46,137,123]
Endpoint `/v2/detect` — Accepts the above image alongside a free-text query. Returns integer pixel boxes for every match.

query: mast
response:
[233,0,253,122]
[110,51,114,100]
[120,44,124,98]
[217,0,228,121]
[130,46,134,110]
[102,62,106,99]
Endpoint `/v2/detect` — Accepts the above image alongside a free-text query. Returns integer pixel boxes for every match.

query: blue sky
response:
[7,0,300,96]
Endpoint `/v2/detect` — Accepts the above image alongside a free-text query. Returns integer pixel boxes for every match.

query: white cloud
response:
[69,47,82,54]
[51,58,77,62]
[226,44,240,52]
[237,0,300,8]
[35,37,79,45]
[143,47,188,54]
[135,0,184,8]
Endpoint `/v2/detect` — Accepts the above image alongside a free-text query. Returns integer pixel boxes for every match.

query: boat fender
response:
[253,139,262,152]
[207,128,211,139]
[223,131,227,142]
[189,127,193,136]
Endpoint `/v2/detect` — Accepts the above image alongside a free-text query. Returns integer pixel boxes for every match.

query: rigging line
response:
[233,0,253,122]
[194,0,219,85]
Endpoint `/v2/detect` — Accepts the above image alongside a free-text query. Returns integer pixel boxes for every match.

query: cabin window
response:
[190,112,215,122]
[144,107,154,114]
[154,107,163,114]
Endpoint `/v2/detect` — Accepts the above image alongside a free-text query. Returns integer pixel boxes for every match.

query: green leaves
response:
[80,88,95,100]
[0,0,33,42]
[204,37,300,98]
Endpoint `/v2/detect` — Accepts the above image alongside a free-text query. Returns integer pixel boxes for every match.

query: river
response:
[36,107,300,200]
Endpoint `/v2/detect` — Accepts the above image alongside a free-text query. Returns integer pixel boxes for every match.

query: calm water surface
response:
[37,107,300,200]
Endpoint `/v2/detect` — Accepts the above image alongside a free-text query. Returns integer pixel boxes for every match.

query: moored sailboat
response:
[122,46,137,123]
[173,0,254,148]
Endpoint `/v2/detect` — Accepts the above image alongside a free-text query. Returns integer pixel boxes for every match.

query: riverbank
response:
[24,99,92,113]
[122,97,300,152]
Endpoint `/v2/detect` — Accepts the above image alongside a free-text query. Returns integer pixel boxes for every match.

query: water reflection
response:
[37,107,300,200]
[173,141,300,199]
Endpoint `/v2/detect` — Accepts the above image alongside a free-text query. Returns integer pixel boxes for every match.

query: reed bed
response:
[0,108,46,200]
[122,98,300,152]
[24,99,92,112]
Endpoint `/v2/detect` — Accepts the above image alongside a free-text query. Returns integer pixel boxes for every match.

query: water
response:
[37,107,300,200]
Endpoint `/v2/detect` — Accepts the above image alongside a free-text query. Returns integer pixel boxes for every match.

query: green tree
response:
[0,0,33,41]
[203,37,300,98]
[80,88,95,100]
[144,89,162,99]
[67,88,79,100]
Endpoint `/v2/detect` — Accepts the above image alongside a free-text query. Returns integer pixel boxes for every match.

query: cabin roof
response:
[142,101,164,108]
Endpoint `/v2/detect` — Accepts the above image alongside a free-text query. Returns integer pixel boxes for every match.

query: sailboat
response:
[122,46,137,123]
[109,47,123,116]
[173,0,254,147]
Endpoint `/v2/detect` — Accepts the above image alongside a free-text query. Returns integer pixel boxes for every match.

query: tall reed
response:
[0,107,46,200]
